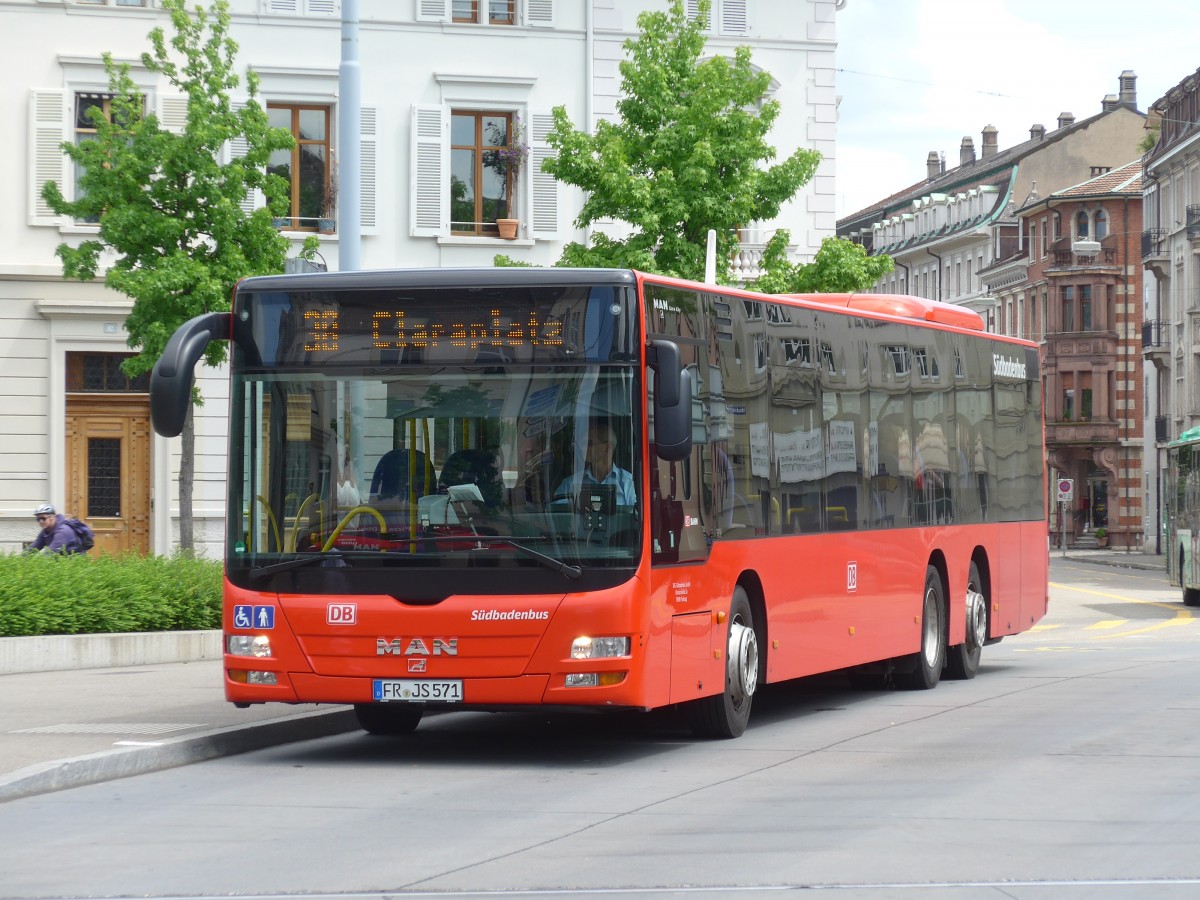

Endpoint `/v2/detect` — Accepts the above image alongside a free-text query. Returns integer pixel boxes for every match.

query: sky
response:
[834,0,1200,220]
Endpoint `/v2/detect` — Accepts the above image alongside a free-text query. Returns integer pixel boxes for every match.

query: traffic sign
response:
[1056,478,1074,502]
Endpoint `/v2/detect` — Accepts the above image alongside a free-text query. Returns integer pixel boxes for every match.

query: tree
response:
[541,0,821,282]
[42,0,309,552]
[750,234,895,295]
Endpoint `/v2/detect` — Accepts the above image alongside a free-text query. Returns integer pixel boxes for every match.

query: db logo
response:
[846,562,858,593]
[327,603,357,625]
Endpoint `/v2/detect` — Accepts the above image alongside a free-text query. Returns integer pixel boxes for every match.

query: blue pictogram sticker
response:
[233,605,253,629]
[253,605,275,629]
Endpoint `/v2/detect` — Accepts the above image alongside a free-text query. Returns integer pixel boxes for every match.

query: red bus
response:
[150,268,1048,738]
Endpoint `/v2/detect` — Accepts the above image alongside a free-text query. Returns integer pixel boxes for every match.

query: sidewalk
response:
[0,637,357,803]
[1058,548,1166,572]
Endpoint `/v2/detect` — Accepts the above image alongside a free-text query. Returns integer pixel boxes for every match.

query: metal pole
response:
[338,0,361,271]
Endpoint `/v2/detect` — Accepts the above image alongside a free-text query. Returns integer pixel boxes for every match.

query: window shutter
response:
[29,89,68,228]
[226,100,261,215]
[529,111,558,237]
[156,93,189,134]
[360,105,377,233]
[685,0,713,32]
[305,0,338,14]
[720,0,749,35]
[265,0,298,11]
[415,0,448,21]
[410,104,446,237]
[525,0,553,27]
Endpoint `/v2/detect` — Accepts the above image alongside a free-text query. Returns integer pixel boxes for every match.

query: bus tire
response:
[354,702,424,736]
[896,565,946,690]
[687,587,758,739]
[946,561,986,679]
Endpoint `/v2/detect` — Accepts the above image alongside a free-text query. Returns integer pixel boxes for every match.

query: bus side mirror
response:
[648,340,692,462]
[150,311,231,438]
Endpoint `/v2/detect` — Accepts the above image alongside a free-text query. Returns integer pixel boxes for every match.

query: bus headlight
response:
[228,669,278,685]
[570,636,630,659]
[227,635,272,658]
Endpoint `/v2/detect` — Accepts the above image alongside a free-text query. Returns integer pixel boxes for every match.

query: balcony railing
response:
[1143,319,1169,349]
[1053,247,1116,266]
[1143,228,1168,258]
[1188,205,1200,240]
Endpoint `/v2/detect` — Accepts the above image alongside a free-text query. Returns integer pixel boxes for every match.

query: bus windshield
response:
[229,365,642,584]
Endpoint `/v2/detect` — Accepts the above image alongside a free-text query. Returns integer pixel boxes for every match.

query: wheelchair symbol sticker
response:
[233,605,253,629]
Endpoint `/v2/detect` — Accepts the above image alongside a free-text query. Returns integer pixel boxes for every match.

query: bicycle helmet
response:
[34,503,56,517]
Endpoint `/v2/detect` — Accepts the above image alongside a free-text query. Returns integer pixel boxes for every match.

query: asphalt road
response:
[1,557,1197,900]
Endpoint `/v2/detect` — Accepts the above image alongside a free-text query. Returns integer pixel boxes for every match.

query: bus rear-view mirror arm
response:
[150,311,232,438]
[647,339,692,462]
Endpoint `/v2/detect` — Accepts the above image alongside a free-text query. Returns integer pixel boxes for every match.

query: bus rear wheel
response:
[688,587,758,739]
[946,561,986,679]
[896,565,946,690]
[354,702,424,736]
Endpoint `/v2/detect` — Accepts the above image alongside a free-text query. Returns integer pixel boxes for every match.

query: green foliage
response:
[0,552,222,637]
[542,0,820,282]
[1139,123,1160,155]
[750,235,895,295]
[41,0,295,378]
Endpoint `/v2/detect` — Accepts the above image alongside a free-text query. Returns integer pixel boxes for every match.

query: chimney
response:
[1119,69,1137,106]
[1057,112,1075,129]
[960,136,976,166]
[981,125,998,158]
[927,151,941,180]
[1030,123,1045,141]
[1102,94,1119,112]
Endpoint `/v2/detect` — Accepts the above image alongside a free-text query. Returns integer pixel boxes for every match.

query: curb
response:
[1060,554,1165,572]
[0,707,359,804]
[0,630,221,676]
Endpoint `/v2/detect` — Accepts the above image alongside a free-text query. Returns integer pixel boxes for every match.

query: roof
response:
[838,102,1144,229]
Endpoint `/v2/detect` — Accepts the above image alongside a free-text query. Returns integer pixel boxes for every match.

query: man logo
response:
[327,603,356,625]
[377,637,459,656]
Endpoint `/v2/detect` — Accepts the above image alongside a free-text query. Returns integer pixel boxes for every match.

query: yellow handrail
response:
[288,493,322,552]
[321,505,388,552]
[256,495,282,552]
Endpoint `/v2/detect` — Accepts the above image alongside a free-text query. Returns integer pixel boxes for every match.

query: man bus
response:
[1165,426,1200,606]
[150,267,1048,738]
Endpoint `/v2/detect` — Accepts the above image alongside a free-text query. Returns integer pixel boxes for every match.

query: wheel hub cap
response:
[727,620,758,703]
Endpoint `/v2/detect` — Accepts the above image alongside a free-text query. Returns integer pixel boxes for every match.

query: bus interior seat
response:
[438,448,503,507]
[370,448,430,500]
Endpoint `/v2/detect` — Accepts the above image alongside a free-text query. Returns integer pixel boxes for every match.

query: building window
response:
[1094,209,1108,240]
[1075,210,1090,239]
[66,352,150,392]
[450,110,516,236]
[1080,285,1093,331]
[453,1,514,24]
[267,104,331,231]
[73,93,139,222]
[1062,286,1075,332]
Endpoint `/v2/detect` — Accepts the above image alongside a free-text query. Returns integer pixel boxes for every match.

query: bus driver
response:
[555,418,636,507]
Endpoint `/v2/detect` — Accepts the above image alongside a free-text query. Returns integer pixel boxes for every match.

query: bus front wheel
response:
[687,587,758,739]
[354,702,424,736]
[896,565,946,690]
[946,561,986,679]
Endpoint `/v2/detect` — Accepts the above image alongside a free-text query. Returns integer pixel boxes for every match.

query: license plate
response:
[372,679,463,702]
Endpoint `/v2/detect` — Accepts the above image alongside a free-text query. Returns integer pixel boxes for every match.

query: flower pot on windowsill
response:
[318,218,336,235]
[496,218,519,240]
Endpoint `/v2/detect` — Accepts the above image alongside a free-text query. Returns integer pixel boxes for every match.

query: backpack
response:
[64,517,95,553]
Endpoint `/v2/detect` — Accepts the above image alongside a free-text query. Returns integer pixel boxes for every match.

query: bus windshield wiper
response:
[248,550,349,581]
[416,534,582,579]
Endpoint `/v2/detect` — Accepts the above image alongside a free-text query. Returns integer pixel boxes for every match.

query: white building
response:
[2,0,839,556]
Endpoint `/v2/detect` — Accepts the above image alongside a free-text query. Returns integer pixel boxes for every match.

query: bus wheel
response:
[1182,553,1200,606]
[896,565,946,690]
[354,703,424,736]
[687,587,758,739]
[946,561,986,679]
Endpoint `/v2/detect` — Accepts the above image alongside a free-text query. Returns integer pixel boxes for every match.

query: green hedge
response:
[0,552,222,637]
